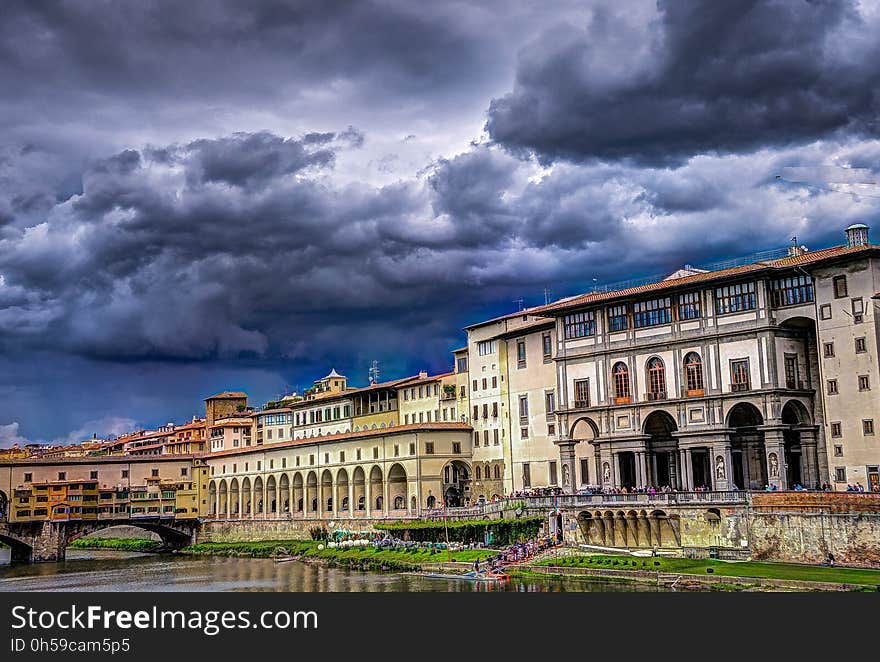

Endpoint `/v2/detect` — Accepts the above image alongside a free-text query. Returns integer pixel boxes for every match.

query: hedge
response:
[374,517,543,545]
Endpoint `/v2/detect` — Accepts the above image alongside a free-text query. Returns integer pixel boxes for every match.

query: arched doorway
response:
[782,400,813,487]
[266,476,277,514]
[352,467,365,512]
[369,466,383,512]
[292,473,303,514]
[441,460,470,507]
[727,402,766,490]
[241,477,252,515]
[229,478,240,515]
[336,469,349,514]
[279,474,290,514]
[387,463,407,512]
[570,417,600,488]
[306,472,318,513]
[644,411,679,489]
[253,476,264,514]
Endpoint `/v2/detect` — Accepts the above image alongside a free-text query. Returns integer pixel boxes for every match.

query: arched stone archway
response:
[569,417,600,488]
[336,469,350,515]
[387,463,407,513]
[352,467,366,513]
[306,472,318,513]
[727,402,766,490]
[208,481,217,516]
[266,475,277,515]
[369,466,383,512]
[253,476,264,515]
[320,470,333,514]
[441,460,471,507]
[229,478,240,516]
[279,474,290,514]
[644,410,679,489]
[292,473,304,514]
[218,480,228,516]
[781,400,818,488]
[241,477,252,515]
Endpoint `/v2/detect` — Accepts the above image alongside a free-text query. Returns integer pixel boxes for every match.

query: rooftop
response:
[206,391,248,400]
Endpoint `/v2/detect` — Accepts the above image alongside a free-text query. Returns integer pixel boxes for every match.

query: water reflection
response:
[0,551,674,592]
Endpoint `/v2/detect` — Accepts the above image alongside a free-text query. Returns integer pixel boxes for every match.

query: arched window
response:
[684,352,705,396]
[357,495,365,511]
[393,495,404,510]
[476,466,482,480]
[375,496,383,510]
[494,465,501,479]
[612,362,631,403]
[426,495,436,508]
[647,357,666,400]
[326,497,333,511]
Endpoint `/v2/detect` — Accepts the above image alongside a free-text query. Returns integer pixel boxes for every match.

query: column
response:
[558,441,577,495]
[762,427,787,490]
[348,481,355,519]
[383,479,390,516]
[800,428,819,489]
[677,449,687,490]
[635,452,646,489]
[611,451,620,489]
[365,479,372,518]
[238,491,243,519]
[684,448,694,491]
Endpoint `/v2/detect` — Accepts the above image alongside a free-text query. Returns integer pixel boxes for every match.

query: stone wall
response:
[198,518,385,543]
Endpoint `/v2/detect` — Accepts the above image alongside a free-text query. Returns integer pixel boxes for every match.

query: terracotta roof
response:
[538,243,879,315]
[207,422,472,459]
[451,346,468,354]
[398,371,454,387]
[255,407,292,415]
[463,307,552,330]
[206,391,248,400]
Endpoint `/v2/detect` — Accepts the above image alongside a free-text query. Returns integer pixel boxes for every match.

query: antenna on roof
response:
[369,360,380,385]
[513,297,524,312]
[543,287,552,305]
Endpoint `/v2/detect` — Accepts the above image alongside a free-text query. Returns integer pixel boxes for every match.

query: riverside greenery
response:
[374,516,544,545]
[67,537,163,552]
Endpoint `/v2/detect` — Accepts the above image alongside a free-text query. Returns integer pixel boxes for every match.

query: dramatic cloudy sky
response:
[2,0,880,444]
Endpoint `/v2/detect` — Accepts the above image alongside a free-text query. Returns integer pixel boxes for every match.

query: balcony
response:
[646,391,667,401]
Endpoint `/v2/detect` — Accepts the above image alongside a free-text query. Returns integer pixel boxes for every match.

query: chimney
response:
[419,370,428,378]
[846,223,869,248]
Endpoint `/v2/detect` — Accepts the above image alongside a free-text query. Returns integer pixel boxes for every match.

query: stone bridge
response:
[0,518,200,562]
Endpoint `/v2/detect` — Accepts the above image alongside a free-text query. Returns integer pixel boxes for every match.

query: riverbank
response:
[67,537,164,553]
[179,540,498,572]
[525,553,880,591]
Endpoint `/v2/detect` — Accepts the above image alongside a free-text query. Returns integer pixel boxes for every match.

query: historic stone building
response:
[541,224,880,493]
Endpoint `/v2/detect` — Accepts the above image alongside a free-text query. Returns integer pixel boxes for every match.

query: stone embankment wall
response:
[748,493,880,568]
[198,518,383,543]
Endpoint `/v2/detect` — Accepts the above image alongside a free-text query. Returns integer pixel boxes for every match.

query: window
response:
[633,297,672,328]
[612,362,631,403]
[457,356,468,372]
[492,376,497,388]
[827,379,838,395]
[452,442,461,454]
[425,442,434,454]
[769,275,814,307]
[58,472,66,481]
[859,375,870,391]
[823,342,835,358]
[830,422,842,437]
[730,359,750,391]
[482,378,488,390]
[715,282,756,314]
[403,390,409,401]
[492,402,498,418]
[373,447,379,459]
[549,461,558,486]
[522,463,531,488]
[855,337,867,353]
[481,404,488,419]
[521,427,529,439]
[494,465,501,480]
[460,385,466,398]
[393,445,399,457]
[678,292,701,320]
[483,430,489,446]
[473,405,479,420]
[545,391,556,414]
[517,339,527,368]
[580,458,590,485]
[493,429,499,446]
[90,471,98,480]
[819,304,832,320]
[574,379,590,408]
[684,352,704,396]
[864,419,875,435]
[784,354,800,389]
[833,445,843,457]
[548,423,556,436]
[852,297,864,323]
[564,311,595,339]
[472,379,478,392]
[834,467,847,482]
[518,395,529,423]
[833,275,847,298]
[474,431,480,445]
[608,304,628,332]
[646,357,666,400]
[478,340,497,356]
[542,333,552,361]
[122,470,129,479]
[356,449,361,461]
[476,466,481,480]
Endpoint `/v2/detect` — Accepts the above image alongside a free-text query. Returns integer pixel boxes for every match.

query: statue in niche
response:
[768,453,779,478]
[715,455,726,481]
[603,462,611,483]
[562,464,570,487]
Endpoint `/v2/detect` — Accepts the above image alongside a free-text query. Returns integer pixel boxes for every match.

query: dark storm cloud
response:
[486,0,880,165]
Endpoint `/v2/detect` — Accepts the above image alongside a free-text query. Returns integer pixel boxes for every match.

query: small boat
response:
[416,570,509,582]
[272,555,302,563]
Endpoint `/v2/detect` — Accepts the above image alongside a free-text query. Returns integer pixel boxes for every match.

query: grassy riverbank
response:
[68,537,163,553]
[535,553,880,587]
[180,540,498,572]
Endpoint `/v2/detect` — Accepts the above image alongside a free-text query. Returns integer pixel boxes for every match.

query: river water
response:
[0,551,670,592]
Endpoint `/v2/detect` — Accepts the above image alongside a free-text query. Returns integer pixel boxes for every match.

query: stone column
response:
[763,427,787,490]
[611,451,620,489]
[365,479,372,518]
[557,441,578,495]
[348,481,355,519]
[684,449,694,491]
[800,428,819,489]
[238,491,243,518]
[636,452,647,489]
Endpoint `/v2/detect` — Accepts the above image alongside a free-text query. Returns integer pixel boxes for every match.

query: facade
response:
[205,423,473,516]
[0,456,210,524]
[538,225,880,493]
[209,416,254,452]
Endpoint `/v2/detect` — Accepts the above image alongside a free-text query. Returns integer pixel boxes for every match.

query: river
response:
[0,550,673,592]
